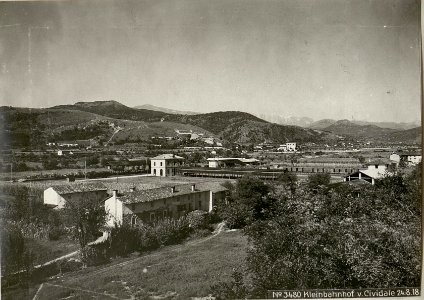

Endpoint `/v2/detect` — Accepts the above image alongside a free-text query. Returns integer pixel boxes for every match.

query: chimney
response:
[171,186,176,193]
[112,190,118,198]
[130,187,136,192]
[191,184,196,192]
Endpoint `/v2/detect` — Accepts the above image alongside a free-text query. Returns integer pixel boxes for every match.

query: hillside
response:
[164,111,336,144]
[0,106,216,147]
[135,104,198,115]
[379,127,422,144]
[309,119,337,130]
[5,102,416,147]
[322,120,397,139]
[53,100,167,122]
[1,104,341,146]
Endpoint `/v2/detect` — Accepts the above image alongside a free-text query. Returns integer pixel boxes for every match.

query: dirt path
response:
[57,222,226,280]
[33,222,227,299]
[34,250,79,269]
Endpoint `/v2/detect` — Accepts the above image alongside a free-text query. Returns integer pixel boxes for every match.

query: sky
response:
[0,0,421,123]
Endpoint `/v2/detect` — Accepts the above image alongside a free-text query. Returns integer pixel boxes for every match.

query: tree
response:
[307,173,331,191]
[238,180,420,297]
[62,197,107,250]
[277,170,298,194]
[219,176,276,228]
[1,224,34,280]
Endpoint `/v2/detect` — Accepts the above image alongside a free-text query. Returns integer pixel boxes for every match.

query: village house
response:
[104,182,227,226]
[277,142,297,152]
[43,182,108,209]
[390,151,421,166]
[151,154,185,177]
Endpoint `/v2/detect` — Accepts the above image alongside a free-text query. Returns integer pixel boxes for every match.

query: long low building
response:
[105,182,227,226]
[207,157,260,168]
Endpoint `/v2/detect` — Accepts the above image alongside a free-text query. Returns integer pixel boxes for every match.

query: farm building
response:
[43,182,108,209]
[104,182,227,226]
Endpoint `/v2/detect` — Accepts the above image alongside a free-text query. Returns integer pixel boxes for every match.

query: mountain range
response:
[0,100,421,147]
[308,118,419,131]
[134,104,198,115]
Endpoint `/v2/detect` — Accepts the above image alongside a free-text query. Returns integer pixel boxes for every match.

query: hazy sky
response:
[0,0,421,123]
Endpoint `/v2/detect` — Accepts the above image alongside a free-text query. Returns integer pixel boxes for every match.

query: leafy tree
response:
[307,173,331,191]
[219,176,275,228]
[241,182,420,297]
[61,197,107,250]
[277,170,298,194]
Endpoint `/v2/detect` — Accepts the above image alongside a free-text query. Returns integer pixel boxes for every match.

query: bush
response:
[187,210,209,230]
[210,269,248,300]
[108,225,140,257]
[152,217,191,247]
[80,246,109,267]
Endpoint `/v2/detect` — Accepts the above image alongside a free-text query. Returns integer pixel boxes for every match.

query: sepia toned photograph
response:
[0,0,421,299]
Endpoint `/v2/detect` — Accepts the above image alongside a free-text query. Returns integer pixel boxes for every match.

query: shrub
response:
[210,269,248,300]
[187,210,209,230]
[108,225,140,257]
[152,217,191,247]
[80,246,109,267]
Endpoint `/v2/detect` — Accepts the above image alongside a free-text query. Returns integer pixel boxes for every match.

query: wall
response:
[105,194,123,227]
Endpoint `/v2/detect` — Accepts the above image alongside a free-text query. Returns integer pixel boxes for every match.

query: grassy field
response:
[25,238,79,266]
[33,230,248,300]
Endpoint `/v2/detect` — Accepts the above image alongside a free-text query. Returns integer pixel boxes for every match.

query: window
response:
[153,162,156,166]
[160,162,163,166]
[150,212,155,222]
[163,210,167,218]
[198,200,201,209]
[131,215,137,226]
[150,202,154,207]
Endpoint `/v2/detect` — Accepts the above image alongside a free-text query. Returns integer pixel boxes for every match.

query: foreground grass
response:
[25,237,79,265]
[34,230,247,299]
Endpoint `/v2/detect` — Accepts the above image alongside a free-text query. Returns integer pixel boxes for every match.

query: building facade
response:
[151,154,185,177]
[105,183,227,226]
